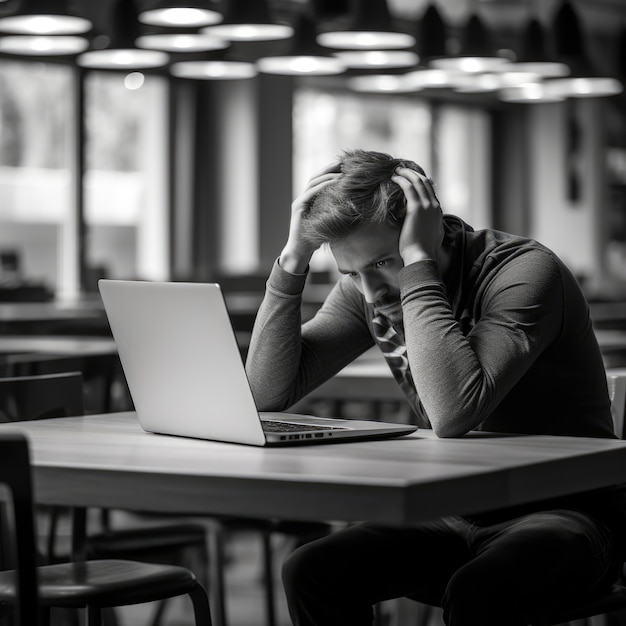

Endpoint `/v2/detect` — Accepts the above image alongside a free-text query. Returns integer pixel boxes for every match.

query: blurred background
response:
[0,0,624,301]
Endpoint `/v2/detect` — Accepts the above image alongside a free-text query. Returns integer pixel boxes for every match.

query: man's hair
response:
[302,149,429,246]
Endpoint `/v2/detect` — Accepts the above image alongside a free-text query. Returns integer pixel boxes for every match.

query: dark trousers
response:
[282,509,621,626]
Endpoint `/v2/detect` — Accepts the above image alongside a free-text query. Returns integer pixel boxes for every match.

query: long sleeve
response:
[245,260,374,411]
[399,250,566,438]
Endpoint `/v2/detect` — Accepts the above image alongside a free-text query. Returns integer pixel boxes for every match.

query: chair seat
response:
[0,559,200,608]
[543,583,626,625]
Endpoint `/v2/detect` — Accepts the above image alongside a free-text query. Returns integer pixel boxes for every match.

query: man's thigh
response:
[284,518,474,606]
[443,509,621,624]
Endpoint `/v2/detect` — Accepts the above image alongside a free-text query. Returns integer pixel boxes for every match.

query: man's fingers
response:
[295,172,342,209]
[394,168,439,210]
[309,161,342,181]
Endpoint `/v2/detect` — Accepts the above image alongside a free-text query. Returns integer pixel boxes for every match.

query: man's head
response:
[301,149,428,247]
[301,150,431,323]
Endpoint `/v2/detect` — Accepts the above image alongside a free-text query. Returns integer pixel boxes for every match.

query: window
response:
[84,71,169,289]
[0,59,169,298]
[0,60,73,295]
[293,87,491,271]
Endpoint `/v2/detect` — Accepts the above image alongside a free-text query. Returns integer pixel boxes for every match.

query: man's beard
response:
[373,297,402,324]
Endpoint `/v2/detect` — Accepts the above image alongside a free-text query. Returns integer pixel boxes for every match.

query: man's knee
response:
[443,564,518,626]
[282,539,328,598]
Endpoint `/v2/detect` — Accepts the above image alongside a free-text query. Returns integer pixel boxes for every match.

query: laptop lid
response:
[98,279,416,446]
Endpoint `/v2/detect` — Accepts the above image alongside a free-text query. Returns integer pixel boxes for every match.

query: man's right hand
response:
[279,161,342,274]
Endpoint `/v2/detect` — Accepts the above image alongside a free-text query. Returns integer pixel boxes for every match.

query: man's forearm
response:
[245,260,308,411]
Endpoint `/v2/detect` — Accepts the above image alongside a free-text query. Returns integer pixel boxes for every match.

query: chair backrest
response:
[606,371,626,439]
[31,354,117,413]
[0,432,39,625]
[0,372,84,423]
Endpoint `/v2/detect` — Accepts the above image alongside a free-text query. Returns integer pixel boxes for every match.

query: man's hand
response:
[279,161,342,274]
[392,167,444,267]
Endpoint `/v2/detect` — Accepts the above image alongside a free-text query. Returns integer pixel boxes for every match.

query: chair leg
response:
[261,529,277,626]
[208,526,228,626]
[148,600,169,626]
[87,606,102,626]
[38,606,51,626]
[189,584,213,626]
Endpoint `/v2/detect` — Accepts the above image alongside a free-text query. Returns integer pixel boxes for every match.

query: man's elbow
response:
[430,414,475,438]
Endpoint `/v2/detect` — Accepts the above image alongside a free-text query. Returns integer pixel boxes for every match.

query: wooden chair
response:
[0,432,39,625]
[1,354,326,626]
[0,370,210,626]
[0,430,212,626]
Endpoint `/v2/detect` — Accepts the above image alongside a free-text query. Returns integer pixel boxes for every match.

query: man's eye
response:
[375,260,389,269]
[348,272,358,278]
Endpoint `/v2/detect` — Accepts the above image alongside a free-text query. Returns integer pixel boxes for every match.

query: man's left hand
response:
[392,167,444,266]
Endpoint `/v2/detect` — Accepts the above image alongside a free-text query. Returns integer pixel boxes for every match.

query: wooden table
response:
[0,299,108,334]
[5,412,626,526]
[0,335,118,376]
[0,335,116,355]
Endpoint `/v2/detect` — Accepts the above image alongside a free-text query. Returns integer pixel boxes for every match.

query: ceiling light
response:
[77,0,169,70]
[510,18,570,78]
[0,34,89,55]
[499,83,566,103]
[136,32,228,53]
[138,1,223,28]
[430,13,510,73]
[547,1,623,98]
[453,70,540,93]
[316,0,415,50]
[348,73,415,93]
[333,50,419,69]
[414,4,448,64]
[257,12,346,76]
[170,58,257,79]
[547,75,623,98]
[0,0,92,35]
[79,49,169,69]
[402,68,460,89]
[202,0,293,42]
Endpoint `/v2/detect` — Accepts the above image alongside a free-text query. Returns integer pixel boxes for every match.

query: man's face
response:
[330,222,404,324]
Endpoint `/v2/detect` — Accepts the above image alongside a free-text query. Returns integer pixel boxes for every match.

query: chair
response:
[2,354,326,626]
[0,431,213,626]
[0,432,39,625]
[0,370,210,626]
[529,371,626,626]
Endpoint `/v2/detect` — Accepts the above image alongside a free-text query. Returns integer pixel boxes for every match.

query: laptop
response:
[98,279,417,446]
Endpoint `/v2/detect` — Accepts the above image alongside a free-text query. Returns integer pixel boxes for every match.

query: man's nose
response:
[362,276,386,304]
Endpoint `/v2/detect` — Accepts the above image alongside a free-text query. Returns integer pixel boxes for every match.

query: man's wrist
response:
[401,247,434,266]
[278,249,310,275]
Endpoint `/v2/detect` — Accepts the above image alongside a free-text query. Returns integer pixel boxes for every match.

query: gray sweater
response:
[246,216,615,440]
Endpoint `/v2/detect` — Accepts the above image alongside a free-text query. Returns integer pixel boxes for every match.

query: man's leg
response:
[282,519,471,626]
[442,510,621,626]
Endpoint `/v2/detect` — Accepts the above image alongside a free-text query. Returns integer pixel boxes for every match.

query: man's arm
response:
[245,263,374,411]
[245,161,373,411]
[400,251,562,437]
[392,168,563,437]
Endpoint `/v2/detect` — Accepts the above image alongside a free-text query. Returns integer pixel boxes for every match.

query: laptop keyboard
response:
[262,420,348,433]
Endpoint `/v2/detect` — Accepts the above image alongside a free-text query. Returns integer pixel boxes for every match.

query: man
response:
[245,149,625,626]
